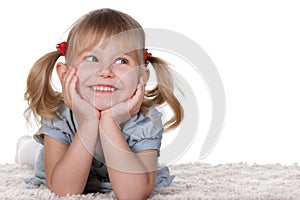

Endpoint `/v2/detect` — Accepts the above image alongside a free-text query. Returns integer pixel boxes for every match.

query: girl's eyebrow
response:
[119,53,132,58]
[121,52,137,59]
[80,51,95,57]
[111,52,132,59]
[117,53,138,63]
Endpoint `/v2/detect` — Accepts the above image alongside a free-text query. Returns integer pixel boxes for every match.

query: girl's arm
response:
[99,78,157,200]
[99,118,157,200]
[44,121,98,196]
[45,66,100,196]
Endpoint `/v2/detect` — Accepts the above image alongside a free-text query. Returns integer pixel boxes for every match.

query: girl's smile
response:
[90,84,117,93]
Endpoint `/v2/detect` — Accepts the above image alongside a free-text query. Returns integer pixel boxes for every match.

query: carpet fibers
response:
[1,162,300,199]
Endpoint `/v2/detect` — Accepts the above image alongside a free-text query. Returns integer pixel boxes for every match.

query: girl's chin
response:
[87,99,115,111]
[93,101,121,111]
[94,104,112,111]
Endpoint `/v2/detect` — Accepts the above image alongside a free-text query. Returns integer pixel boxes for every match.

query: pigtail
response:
[142,56,184,132]
[24,51,62,123]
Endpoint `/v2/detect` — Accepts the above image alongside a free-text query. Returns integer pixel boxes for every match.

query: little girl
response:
[17,8,183,199]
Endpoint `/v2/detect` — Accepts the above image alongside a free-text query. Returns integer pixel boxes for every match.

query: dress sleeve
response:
[33,104,76,146]
[121,107,164,156]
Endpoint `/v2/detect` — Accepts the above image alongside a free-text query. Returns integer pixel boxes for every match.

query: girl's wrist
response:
[78,119,99,129]
[100,109,118,124]
[99,116,121,129]
[100,115,116,124]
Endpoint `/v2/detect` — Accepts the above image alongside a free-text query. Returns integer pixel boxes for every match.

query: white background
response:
[0,0,299,165]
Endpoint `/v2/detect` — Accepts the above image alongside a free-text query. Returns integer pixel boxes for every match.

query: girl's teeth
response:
[92,86,115,92]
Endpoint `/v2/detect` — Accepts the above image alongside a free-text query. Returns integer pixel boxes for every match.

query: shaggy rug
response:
[1,162,300,199]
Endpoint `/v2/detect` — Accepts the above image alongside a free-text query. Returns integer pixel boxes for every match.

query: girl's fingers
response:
[62,67,77,106]
[62,67,72,89]
[129,77,145,111]
[62,66,100,122]
[109,76,145,123]
[62,67,72,93]
[136,76,145,103]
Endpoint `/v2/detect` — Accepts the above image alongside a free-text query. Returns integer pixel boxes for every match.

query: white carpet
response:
[1,162,300,199]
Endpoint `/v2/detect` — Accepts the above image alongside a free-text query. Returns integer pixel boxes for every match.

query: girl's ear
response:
[56,62,68,84]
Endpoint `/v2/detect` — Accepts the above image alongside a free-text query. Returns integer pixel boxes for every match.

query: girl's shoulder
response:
[120,107,164,153]
[121,107,163,138]
[40,102,75,129]
[34,101,77,145]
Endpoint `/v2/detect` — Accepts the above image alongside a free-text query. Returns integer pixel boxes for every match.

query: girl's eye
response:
[85,55,99,62]
[115,58,128,65]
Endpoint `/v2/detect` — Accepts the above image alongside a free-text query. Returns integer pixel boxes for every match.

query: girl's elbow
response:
[115,185,154,200]
[50,188,83,197]
[47,180,84,197]
[115,192,151,200]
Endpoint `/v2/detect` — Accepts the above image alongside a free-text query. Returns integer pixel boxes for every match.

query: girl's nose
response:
[98,65,114,78]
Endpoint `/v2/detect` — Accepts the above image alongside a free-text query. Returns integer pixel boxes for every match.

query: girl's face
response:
[73,42,142,111]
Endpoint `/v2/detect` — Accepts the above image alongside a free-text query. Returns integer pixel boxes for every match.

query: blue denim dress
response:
[25,102,174,193]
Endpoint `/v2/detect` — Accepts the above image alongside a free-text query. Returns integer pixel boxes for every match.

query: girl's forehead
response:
[91,42,139,54]
[98,31,143,51]
[83,34,142,57]
[68,28,144,64]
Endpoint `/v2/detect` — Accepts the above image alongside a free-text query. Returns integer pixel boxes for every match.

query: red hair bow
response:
[144,49,152,63]
[56,42,67,56]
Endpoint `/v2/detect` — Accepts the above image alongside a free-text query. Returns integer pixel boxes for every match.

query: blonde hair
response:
[24,8,183,131]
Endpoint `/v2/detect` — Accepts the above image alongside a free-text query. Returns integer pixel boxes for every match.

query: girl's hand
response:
[62,66,100,125]
[101,76,145,124]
